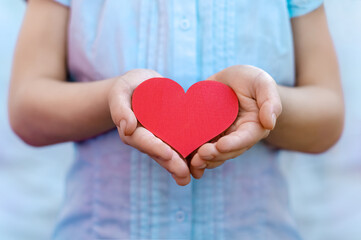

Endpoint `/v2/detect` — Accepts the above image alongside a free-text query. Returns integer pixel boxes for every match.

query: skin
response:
[9,0,344,185]
[190,6,344,178]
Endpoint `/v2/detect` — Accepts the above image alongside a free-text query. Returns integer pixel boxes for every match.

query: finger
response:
[150,152,191,185]
[151,153,190,179]
[190,153,207,169]
[118,107,138,136]
[190,154,206,179]
[215,122,268,153]
[205,160,226,169]
[121,69,163,89]
[259,100,278,130]
[191,167,205,179]
[119,126,190,180]
[151,156,191,186]
[110,69,163,135]
[190,156,226,179]
[196,142,235,162]
[119,126,173,161]
[197,143,218,161]
[172,174,191,186]
[253,71,282,130]
[190,153,227,178]
[209,149,247,162]
[198,142,248,162]
[109,85,138,136]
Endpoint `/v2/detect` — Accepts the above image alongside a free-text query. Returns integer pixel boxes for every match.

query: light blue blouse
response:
[52,0,323,239]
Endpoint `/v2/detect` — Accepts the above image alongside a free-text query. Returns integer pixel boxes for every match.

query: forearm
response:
[265,85,344,153]
[9,77,116,146]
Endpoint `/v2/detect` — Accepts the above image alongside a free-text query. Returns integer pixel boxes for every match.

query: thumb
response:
[254,73,282,130]
[259,100,282,130]
[109,89,138,136]
[118,107,138,136]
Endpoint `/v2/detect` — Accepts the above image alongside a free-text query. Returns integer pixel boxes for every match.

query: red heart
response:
[132,78,239,158]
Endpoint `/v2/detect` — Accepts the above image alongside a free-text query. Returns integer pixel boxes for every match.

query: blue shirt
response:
[52,0,323,239]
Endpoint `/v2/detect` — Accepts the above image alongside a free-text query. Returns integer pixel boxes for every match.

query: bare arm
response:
[190,5,344,178]
[9,0,190,185]
[9,0,116,146]
[266,5,344,153]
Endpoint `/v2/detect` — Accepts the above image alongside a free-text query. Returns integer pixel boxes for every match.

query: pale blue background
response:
[0,0,360,240]
[0,1,74,240]
[280,1,361,240]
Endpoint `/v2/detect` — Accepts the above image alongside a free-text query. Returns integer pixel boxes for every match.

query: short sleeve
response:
[287,0,323,18]
[53,0,70,7]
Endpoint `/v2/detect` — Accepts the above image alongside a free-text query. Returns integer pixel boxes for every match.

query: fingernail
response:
[272,113,277,129]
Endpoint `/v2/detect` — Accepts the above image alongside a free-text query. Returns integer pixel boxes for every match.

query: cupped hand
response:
[108,69,191,186]
[190,65,282,179]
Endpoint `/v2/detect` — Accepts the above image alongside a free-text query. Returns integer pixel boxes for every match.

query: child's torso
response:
[53,1,301,239]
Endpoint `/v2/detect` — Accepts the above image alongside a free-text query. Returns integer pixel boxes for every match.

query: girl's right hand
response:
[108,69,191,186]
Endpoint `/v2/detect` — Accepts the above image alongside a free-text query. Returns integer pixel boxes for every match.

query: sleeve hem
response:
[53,0,70,7]
[289,1,323,18]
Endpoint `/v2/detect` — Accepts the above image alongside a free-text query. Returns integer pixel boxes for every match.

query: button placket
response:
[179,17,191,31]
[172,0,198,90]
[169,1,197,237]
[175,209,186,222]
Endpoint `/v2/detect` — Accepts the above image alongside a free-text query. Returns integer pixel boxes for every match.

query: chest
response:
[67,0,295,87]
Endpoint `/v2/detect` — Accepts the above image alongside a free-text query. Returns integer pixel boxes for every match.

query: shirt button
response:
[175,210,185,222]
[179,18,190,30]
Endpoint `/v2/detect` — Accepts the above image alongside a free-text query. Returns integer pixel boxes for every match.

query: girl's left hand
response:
[190,65,282,179]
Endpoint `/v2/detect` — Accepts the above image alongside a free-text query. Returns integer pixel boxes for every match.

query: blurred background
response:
[0,0,360,240]
[279,1,361,240]
[0,1,73,240]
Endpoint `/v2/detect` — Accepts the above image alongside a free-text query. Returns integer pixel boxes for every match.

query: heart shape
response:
[132,78,239,158]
